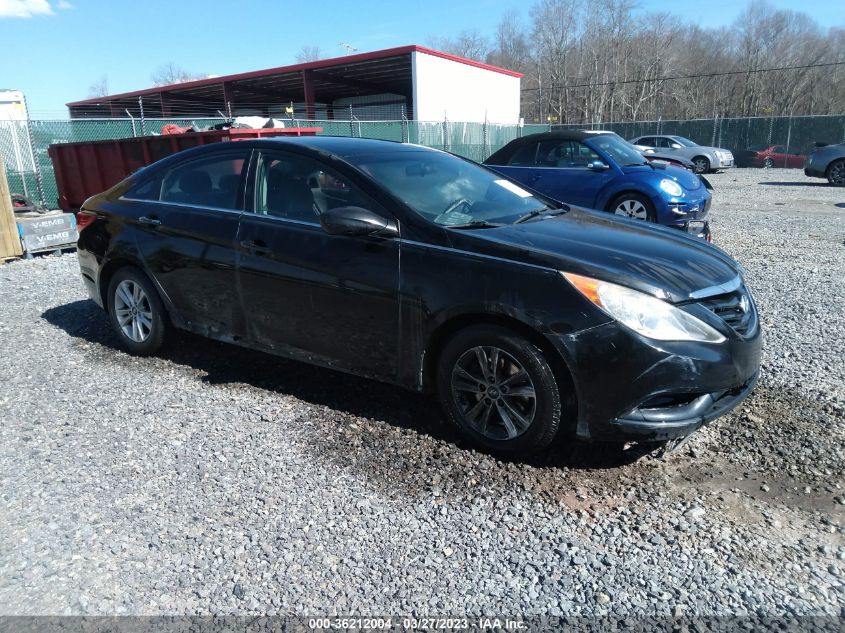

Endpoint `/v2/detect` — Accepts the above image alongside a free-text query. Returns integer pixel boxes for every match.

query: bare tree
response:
[151,63,205,87]
[487,10,532,72]
[87,75,109,98]
[296,46,323,63]
[428,29,489,61]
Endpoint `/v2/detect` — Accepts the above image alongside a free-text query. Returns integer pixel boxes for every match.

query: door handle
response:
[138,216,161,226]
[240,240,272,255]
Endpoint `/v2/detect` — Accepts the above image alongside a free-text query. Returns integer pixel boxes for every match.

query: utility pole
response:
[338,42,357,56]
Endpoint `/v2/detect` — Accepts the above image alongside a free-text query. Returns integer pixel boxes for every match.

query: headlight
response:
[659,178,683,197]
[563,272,726,343]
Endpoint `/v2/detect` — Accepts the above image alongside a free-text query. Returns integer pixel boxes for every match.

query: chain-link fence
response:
[3,114,844,209]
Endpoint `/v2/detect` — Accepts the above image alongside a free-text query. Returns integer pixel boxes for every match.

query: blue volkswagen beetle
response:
[484,131,712,240]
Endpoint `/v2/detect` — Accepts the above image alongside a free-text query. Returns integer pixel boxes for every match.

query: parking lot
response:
[0,167,843,617]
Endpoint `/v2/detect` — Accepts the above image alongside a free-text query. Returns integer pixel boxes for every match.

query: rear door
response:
[235,149,401,380]
[124,149,250,339]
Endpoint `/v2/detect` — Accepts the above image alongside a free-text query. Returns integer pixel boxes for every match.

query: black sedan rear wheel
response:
[827,159,845,186]
[107,267,168,355]
[436,325,561,455]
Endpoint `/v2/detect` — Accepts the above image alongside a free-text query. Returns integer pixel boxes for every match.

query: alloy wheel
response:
[614,199,648,220]
[763,157,774,168]
[694,158,709,173]
[829,161,845,186]
[114,279,154,343]
[450,346,537,440]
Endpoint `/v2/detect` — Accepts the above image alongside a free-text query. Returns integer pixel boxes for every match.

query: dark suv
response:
[76,137,761,456]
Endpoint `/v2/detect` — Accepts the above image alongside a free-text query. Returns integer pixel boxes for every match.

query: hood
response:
[697,145,730,154]
[448,208,740,303]
[620,163,702,191]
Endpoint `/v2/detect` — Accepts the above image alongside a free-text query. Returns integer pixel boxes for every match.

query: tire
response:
[827,159,845,187]
[107,266,168,355]
[763,157,774,168]
[608,193,656,222]
[692,156,710,174]
[436,325,562,456]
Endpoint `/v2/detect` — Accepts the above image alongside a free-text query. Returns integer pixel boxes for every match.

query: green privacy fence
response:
[3,115,844,208]
[561,115,845,155]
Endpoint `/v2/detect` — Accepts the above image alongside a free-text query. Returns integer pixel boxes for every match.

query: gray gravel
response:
[0,167,843,618]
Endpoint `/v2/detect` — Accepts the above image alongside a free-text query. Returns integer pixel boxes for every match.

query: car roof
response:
[251,135,436,158]
[503,130,610,144]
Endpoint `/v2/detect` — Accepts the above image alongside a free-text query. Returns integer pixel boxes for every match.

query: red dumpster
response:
[47,127,322,213]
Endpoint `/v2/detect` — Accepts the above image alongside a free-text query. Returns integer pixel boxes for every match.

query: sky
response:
[1,0,843,118]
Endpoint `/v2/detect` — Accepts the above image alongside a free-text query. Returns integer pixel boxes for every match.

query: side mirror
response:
[319,206,398,237]
[587,160,609,171]
[670,143,683,149]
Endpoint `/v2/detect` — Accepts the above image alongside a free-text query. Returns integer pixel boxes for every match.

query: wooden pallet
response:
[0,162,24,261]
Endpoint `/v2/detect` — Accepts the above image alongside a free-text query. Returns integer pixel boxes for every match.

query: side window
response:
[506,143,539,167]
[638,137,656,147]
[125,175,162,201]
[159,153,247,210]
[772,146,785,154]
[536,140,600,168]
[654,137,671,148]
[254,152,369,224]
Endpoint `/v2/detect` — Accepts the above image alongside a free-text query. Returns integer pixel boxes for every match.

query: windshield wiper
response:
[514,207,569,224]
[446,220,504,229]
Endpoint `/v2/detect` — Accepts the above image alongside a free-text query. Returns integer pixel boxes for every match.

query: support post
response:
[222,81,234,119]
[126,110,137,137]
[784,113,793,168]
[22,95,45,207]
[302,70,316,120]
[160,92,172,117]
[139,97,146,136]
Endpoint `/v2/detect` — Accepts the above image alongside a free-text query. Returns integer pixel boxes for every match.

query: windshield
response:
[589,135,648,166]
[348,150,551,226]
[672,136,699,148]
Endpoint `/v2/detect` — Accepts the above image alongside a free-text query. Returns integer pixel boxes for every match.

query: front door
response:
[235,149,401,380]
[492,139,612,207]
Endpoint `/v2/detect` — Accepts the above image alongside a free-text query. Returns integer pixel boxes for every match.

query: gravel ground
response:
[0,167,843,620]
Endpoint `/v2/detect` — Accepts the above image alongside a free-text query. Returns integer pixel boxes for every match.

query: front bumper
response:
[548,315,762,442]
[804,165,826,178]
[612,371,759,440]
[714,156,734,169]
[658,190,711,239]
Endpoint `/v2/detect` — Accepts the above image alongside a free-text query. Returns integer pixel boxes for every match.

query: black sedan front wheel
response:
[827,159,845,186]
[436,325,562,455]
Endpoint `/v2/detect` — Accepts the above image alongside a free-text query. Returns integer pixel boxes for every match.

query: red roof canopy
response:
[67,45,521,115]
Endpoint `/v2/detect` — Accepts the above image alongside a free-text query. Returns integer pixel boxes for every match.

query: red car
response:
[736,144,806,169]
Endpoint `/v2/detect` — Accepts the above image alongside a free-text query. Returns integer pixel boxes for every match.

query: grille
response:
[698,289,754,336]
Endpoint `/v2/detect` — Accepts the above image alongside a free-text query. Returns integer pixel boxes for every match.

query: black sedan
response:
[76,137,761,456]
